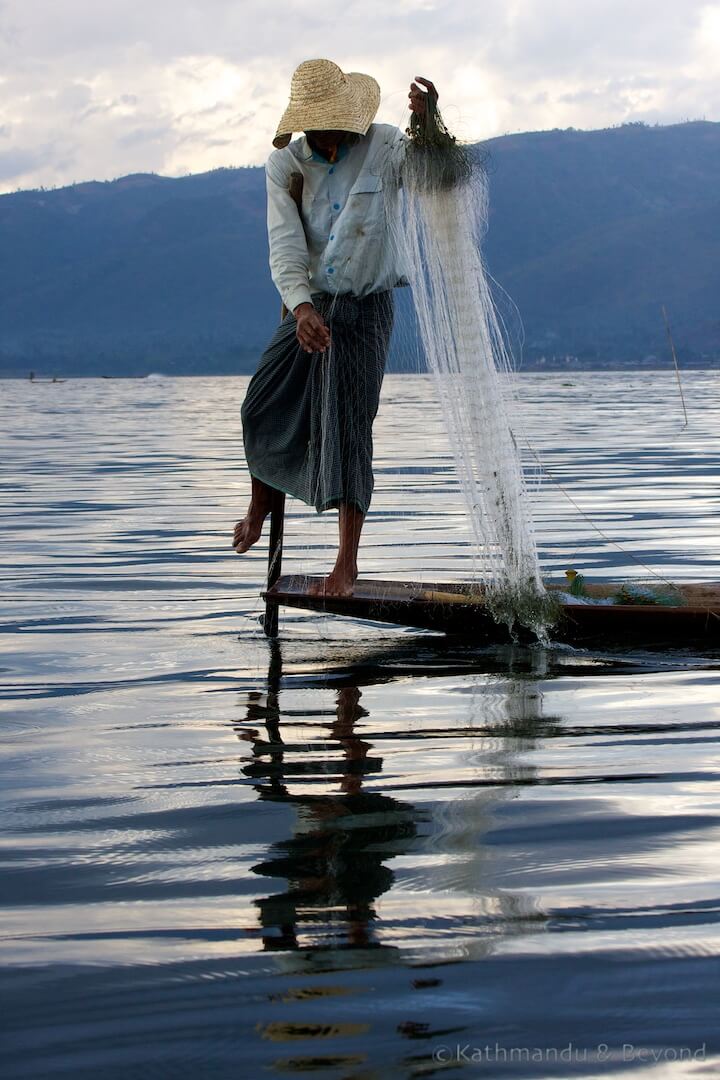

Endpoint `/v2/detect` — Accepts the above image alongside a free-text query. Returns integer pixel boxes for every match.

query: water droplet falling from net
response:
[385,102,557,639]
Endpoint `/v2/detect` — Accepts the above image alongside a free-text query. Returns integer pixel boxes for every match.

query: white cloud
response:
[0,0,718,192]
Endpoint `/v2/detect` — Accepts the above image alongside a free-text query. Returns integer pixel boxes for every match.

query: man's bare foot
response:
[233,499,270,553]
[233,478,277,554]
[308,561,358,598]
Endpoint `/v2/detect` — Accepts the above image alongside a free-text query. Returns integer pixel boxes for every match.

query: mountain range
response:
[1,119,718,377]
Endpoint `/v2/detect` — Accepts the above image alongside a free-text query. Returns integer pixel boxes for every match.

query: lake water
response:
[2,372,720,1078]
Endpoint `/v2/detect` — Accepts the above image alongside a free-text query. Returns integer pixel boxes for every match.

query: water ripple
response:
[2,374,720,1076]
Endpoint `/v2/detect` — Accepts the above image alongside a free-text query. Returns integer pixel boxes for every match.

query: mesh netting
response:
[384,101,557,639]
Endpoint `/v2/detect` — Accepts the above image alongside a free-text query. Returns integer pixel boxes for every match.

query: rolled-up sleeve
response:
[266,154,312,313]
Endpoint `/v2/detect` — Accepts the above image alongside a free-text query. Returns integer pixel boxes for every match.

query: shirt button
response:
[328,166,335,174]
[327,267,335,274]
[333,202,340,210]
[329,234,335,241]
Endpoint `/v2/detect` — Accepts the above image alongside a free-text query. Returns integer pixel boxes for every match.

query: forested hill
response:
[1,120,719,377]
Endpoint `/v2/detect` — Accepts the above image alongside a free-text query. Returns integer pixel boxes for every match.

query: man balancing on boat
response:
[232,59,439,597]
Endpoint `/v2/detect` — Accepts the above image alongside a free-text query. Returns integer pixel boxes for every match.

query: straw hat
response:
[273,59,381,149]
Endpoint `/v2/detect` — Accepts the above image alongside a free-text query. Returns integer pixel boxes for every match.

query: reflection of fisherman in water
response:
[238,643,561,978]
[239,655,420,960]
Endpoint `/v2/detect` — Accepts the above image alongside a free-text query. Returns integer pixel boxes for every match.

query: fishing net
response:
[383,97,557,639]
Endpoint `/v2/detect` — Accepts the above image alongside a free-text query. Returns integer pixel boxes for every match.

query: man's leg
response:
[309,503,364,597]
[306,293,393,598]
[235,307,309,556]
[233,475,274,553]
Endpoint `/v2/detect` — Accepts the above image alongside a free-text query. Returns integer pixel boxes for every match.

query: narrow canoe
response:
[263,576,720,648]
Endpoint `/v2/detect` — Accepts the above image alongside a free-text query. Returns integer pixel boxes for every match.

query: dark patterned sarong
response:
[241,291,394,514]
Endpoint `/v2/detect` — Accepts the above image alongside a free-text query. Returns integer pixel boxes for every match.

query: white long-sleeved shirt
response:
[265,123,407,313]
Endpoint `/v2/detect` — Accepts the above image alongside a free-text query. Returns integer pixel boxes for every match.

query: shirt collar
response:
[307,140,350,165]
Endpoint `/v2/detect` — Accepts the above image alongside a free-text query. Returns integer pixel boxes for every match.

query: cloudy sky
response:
[1,0,719,193]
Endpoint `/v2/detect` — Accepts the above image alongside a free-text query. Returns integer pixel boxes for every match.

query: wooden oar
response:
[264,171,304,638]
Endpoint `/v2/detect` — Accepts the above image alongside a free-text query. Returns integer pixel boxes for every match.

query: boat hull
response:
[263,577,720,648]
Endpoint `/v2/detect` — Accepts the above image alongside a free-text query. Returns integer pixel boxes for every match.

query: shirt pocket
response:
[345,173,384,237]
[350,173,383,195]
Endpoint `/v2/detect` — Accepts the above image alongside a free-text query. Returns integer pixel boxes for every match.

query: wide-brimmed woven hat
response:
[273,59,380,149]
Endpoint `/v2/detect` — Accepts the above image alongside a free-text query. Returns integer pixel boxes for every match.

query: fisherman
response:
[233,59,437,597]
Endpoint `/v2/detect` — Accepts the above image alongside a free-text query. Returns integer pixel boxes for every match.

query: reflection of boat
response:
[264,576,720,648]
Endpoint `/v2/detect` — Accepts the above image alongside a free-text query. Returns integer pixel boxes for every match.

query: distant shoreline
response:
[4,364,720,381]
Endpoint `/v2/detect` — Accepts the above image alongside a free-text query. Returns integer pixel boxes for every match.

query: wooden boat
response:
[263,575,720,648]
[257,492,720,649]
